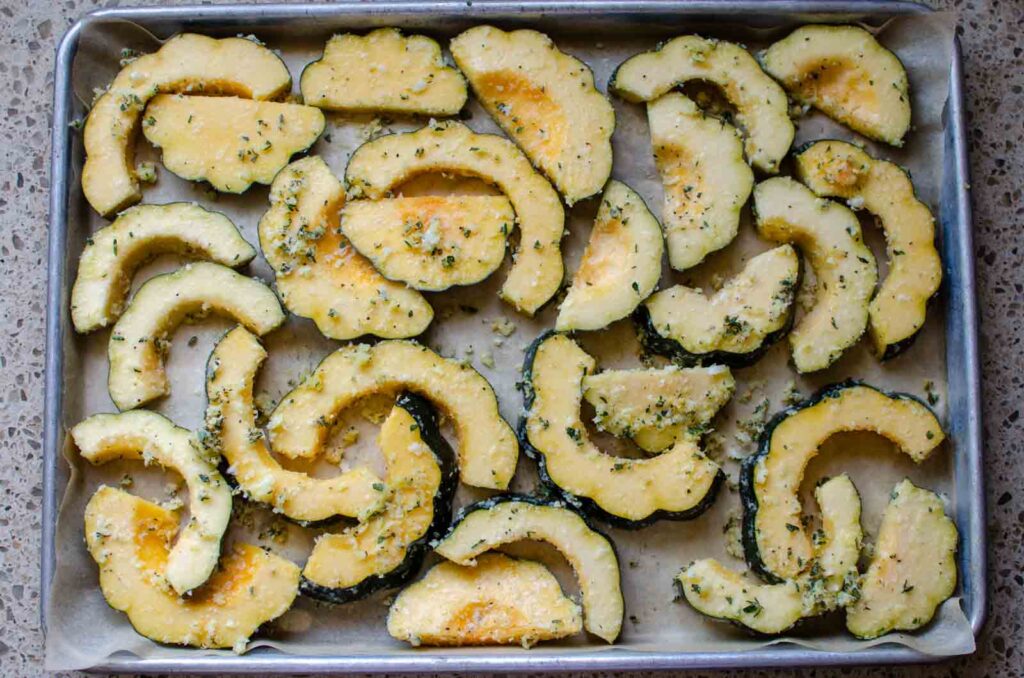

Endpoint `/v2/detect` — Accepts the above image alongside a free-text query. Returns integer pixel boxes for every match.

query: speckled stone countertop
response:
[1,0,1020,675]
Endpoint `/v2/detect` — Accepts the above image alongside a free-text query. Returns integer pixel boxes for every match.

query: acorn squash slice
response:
[300,393,458,603]
[108,262,284,411]
[344,121,564,315]
[434,494,622,643]
[753,177,877,373]
[259,156,433,340]
[301,28,467,115]
[647,92,753,271]
[72,410,232,596]
[761,25,911,146]
[450,25,615,205]
[611,35,794,173]
[582,364,734,453]
[678,559,805,635]
[637,245,799,368]
[521,332,723,527]
[142,95,324,194]
[71,203,256,333]
[268,339,517,490]
[556,180,664,332]
[204,326,386,523]
[340,195,512,291]
[846,479,958,639]
[795,140,942,359]
[82,34,291,216]
[85,486,299,651]
[740,381,944,583]
[387,553,583,647]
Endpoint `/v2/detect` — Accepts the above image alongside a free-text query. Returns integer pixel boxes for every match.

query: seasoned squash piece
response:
[451,26,615,205]
[301,28,467,115]
[802,474,864,615]
[85,486,298,651]
[647,93,753,271]
[142,95,324,193]
[611,36,794,173]
[108,262,284,411]
[761,26,911,146]
[258,156,433,340]
[345,121,564,315]
[679,560,805,634]
[82,34,291,216]
[795,140,941,359]
[388,553,582,647]
[71,203,255,333]
[340,195,511,291]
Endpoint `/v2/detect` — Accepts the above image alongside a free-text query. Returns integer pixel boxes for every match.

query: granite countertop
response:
[1,0,1020,675]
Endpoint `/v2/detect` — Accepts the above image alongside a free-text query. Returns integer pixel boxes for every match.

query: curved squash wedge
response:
[82,34,291,216]
[268,339,517,490]
[611,35,794,173]
[345,121,565,315]
[679,559,805,634]
[204,326,386,523]
[434,494,622,643]
[258,156,433,340]
[387,553,583,647]
[72,410,231,596]
[795,140,941,359]
[71,203,255,333]
[85,486,299,651]
[108,262,284,411]
[450,26,615,205]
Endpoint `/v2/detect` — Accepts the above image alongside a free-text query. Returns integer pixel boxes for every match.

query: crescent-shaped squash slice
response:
[647,93,753,271]
[761,26,911,146]
[82,34,291,216]
[678,559,805,634]
[611,36,794,173]
[72,410,231,596]
[258,156,433,340]
[521,332,723,527]
[740,381,944,582]
[204,326,385,523]
[388,553,583,647]
[340,195,512,291]
[434,495,622,643]
[300,28,467,115]
[301,393,458,603]
[753,177,877,373]
[795,140,942,359]
[85,486,299,651]
[345,121,564,315]
[556,180,663,332]
[637,245,800,368]
[107,262,284,411]
[450,26,614,205]
[267,339,517,490]
[71,203,256,333]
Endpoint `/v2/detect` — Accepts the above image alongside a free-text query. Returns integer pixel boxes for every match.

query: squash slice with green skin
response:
[388,553,583,647]
[556,180,663,331]
[143,95,324,193]
[71,203,255,333]
[450,26,615,205]
[258,156,433,340]
[73,410,232,596]
[85,486,299,651]
[611,36,794,173]
[268,339,517,490]
[340,195,512,291]
[345,121,564,315]
[761,25,911,146]
[204,326,386,523]
[82,34,291,216]
[108,262,284,411]
[795,140,941,359]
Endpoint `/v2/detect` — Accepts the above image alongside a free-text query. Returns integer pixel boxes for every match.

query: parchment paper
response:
[46,11,972,670]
